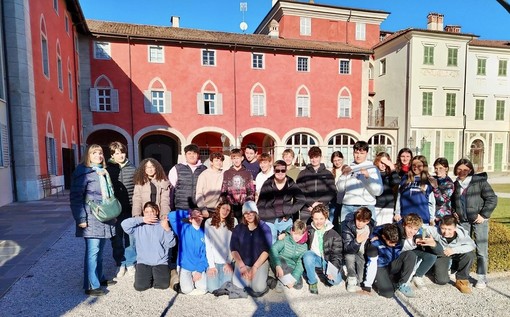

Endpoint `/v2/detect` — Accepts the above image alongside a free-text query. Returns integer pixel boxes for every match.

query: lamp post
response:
[237,134,243,148]
[408,136,426,155]
[220,133,226,151]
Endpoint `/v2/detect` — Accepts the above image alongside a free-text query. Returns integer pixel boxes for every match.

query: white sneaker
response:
[346,277,358,293]
[115,266,126,278]
[126,266,136,277]
[188,288,207,295]
[475,276,487,289]
[412,276,427,290]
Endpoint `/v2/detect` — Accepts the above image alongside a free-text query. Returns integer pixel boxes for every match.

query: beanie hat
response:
[242,201,258,214]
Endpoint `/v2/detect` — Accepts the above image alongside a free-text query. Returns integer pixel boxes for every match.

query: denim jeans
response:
[302,250,342,286]
[111,221,136,267]
[344,252,365,284]
[179,268,207,294]
[84,238,106,290]
[460,221,489,275]
[266,218,293,244]
[206,263,234,292]
[412,249,437,277]
[233,260,269,293]
[134,264,170,291]
[340,204,375,223]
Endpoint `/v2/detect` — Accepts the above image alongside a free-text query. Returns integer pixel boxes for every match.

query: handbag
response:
[88,197,122,222]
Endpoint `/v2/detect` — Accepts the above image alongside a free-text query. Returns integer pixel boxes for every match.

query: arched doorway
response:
[86,129,128,162]
[140,134,178,174]
[470,139,484,172]
[368,134,394,160]
[240,132,276,158]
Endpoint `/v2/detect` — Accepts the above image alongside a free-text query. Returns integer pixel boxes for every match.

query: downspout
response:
[404,38,411,146]
[461,37,472,158]
[346,10,352,44]
[233,42,238,147]
[71,26,81,159]
[127,36,135,161]
[1,0,17,201]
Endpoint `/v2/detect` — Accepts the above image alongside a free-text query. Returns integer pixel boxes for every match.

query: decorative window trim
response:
[252,53,264,69]
[89,87,119,112]
[143,90,172,114]
[297,56,310,72]
[201,49,216,66]
[148,45,165,63]
[355,23,366,41]
[339,59,351,75]
[300,17,311,36]
[93,41,111,60]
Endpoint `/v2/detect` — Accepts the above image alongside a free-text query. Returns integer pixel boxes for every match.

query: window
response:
[149,46,164,63]
[57,56,63,91]
[367,134,393,161]
[380,59,386,75]
[0,124,10,167]
[296,95,309,117]
[477,58,486,75]
[151,91,164,112]
[300,17,311,36]
[447,48,458,66]
[65,15,69,34]
[475,99,484,120]
[251,93,265,116]
[444,142,454,164]
[328,134,356,165]
[68,71,73,100]
[144,87,171,114]
[252,53,264,69]
[496,100,505,120]
[446,93,456,116]
[53,0,58,13]
[423,46,434,65]
[203,93,216,114]
[499,60,508,76]
[297,57,309,72]
[89,87,119,112]
[41,36,49,77]
[94,41,111,60]
[338,96,351,118]
[45,137,57,175]
[339,60,350,74]
[286,133,317,166]
[422,92,433,116]
[355,23,366,41]
[202,50,215,66]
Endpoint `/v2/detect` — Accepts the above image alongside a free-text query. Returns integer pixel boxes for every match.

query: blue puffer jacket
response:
[70,164,116,238]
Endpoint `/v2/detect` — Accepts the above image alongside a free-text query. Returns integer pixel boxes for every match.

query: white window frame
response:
[380,58,386,75]
[355,23,366,41]
[90,87,119,112]
[152,90,164,113]
[65,14,70,35]
[41,35,50,78]
[296,95,310,117]
[68,70,73,100]
[53,0,58,13]
[202,50,216,66]
[94,41,111,60]
[204,93,216,114]
[297,56,309,72]
[0,124,10,167]
[252,53,264,69]
[338,96,351,118]
[300,17,311,36]
[57,55,63,91]
[148,46,164,63]
[339,59,351,75]
[251,93,265,116]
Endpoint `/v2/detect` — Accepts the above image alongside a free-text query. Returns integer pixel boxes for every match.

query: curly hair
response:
[210,201,235,231]
[404,155,430,193]
[133,158,168,185]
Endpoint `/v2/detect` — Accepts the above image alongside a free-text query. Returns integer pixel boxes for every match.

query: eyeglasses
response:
[274,168,286,173]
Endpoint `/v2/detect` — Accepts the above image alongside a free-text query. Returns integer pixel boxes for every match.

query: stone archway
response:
[139,133,178,174]
[86,129,128,162]
[470,139,484,172]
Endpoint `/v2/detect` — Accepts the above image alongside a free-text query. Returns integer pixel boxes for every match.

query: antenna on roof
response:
[240,2,248,33]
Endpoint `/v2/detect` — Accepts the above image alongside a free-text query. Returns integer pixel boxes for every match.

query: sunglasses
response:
[274,168,286,173]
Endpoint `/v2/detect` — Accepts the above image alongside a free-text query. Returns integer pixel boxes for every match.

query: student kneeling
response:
[121,202,176,291]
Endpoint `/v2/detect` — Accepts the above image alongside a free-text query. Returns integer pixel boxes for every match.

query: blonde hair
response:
[81,144,103,167]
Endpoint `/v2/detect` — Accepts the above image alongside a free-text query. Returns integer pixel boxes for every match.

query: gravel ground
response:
[0,226,509,317]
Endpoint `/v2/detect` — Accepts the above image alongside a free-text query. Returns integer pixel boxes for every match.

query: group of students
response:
[70,140,497,298]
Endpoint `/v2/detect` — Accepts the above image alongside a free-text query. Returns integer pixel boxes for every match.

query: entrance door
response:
[62,148,75,189]
[140,134,178,174]
[470,139,484,172]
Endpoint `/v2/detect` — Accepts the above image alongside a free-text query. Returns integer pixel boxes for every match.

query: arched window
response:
[40,16,50,77]
[327,134,357,165]
[338,88,352,118]
[296,86,310,117]
[251,83,266,116]
[144,78,171,114]
[197,80,222,115]
[286,133,317,166]
[368,134,394,160]
[56,42,63,91]
[90,75,119,112]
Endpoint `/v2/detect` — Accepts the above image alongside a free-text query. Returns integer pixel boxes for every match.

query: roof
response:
[86,20,373,56]
[65,0,89,33]
[469,39,510,49]
[373,28,478,49]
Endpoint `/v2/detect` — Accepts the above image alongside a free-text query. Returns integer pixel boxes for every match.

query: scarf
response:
[92,164,115,202]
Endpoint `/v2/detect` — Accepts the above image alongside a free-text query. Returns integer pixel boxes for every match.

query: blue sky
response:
[80,0,510,40]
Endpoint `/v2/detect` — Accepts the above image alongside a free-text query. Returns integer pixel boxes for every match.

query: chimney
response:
[427,13,444,31]
[269,19,279,38]
[444,25,461,33]
[171,16,180,28]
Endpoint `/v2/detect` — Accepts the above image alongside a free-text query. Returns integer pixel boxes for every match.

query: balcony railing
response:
[367,116,398,128]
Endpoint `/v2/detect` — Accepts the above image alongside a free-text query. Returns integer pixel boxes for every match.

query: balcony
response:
[367,116,398,129]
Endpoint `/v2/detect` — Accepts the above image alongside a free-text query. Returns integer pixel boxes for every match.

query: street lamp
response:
[237,134,243,148]
[408,136,426,155]
[220,133,226,151]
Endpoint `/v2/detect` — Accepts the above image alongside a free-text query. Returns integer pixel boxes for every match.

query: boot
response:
[309,283,318,295]
[455,279,472,294]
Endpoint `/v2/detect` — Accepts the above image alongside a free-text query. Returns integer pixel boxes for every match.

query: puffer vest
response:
[174,164,207,209]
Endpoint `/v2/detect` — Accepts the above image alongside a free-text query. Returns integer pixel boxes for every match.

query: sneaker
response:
[85,288,105,296]
[267,276,278,290]
[170,269,179,289]
[275,281,285,293]
[475,275,487,289]
[346,277,358,293]
[412,276,427,290]
[126,266,136,277]
[100,279,117,286]
[455,279,472,294]
[188,288,207,296]
[294,277,303,290]
[115,266,126,278]
[309,283,318,295]
[397,283,415,298]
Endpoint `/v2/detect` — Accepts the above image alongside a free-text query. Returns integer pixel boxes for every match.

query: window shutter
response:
[197,93,204,114]
[45,137,53,175]
[89,88,98,111]
[216,93,223,115]
[144,90,152,113]
[111,89,119,112]
[165,91,172,114]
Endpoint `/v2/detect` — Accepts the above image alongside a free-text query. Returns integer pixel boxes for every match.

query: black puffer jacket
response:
[307,222,343,270]
[452,173,497,222]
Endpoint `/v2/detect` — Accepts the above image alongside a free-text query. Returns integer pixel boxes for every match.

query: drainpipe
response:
[346,10,352,44]
[461,37,473,158]
[71,26,81,159]
[233,42,238,147]
[127,36,135,162]
[404,39,411,147]
[1,0,17,201]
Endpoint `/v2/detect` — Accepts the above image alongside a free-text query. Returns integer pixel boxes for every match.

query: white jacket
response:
[336,160,383,206]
